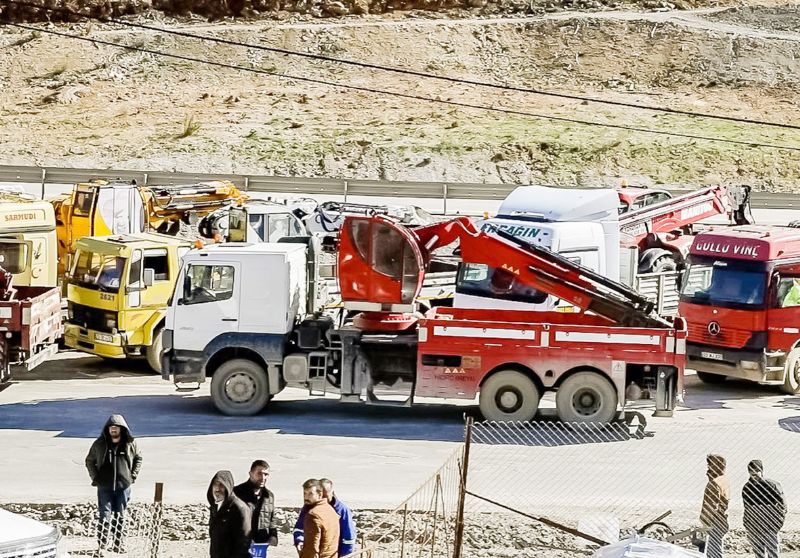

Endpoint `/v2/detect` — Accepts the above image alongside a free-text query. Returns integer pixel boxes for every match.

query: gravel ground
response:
[5,502,800,557]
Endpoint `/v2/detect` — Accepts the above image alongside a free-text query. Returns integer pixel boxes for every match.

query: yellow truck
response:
[64,233,192,372]
[0,192,58,287]
[51,179,246,277]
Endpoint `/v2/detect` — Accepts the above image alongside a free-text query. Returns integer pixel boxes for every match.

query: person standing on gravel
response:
[743,460,786,558]
[208,470,252,558]
[700,453,731,558]
[84,414,143,553]
[234,460,278,552]
[299,479,340,558]
[294,478,357,556]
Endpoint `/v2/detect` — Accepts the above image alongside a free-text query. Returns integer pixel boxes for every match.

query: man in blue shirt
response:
[294,478,357,556]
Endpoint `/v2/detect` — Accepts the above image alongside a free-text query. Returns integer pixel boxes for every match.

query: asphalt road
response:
[1,351,799,515]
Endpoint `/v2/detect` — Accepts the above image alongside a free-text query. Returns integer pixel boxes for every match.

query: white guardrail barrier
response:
[0,164,796,212]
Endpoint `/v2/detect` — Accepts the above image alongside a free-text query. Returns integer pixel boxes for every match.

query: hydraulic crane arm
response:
[145,181,248,218]
[620,185,753,241]
[338,215,671,329]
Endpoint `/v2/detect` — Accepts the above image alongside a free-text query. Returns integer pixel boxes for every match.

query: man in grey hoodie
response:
[85,414,143,553]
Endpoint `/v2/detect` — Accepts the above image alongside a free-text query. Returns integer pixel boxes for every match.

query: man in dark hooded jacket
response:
[234,460,278,548]
[85,414,142,552]
[208,470,252,558]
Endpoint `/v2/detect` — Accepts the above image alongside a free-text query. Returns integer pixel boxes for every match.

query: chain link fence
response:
[351,447,462,558]
[464,417,800,557]
[23,418,799,558]
[62,503,164,557]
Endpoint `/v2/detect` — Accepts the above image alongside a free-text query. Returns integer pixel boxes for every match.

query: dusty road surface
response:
[2,351,800,557]
[1,350,799,508]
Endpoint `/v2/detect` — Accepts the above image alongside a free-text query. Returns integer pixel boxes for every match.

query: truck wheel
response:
[479,370,540,422]
[145,329,163,374]
[649,255,677,274]
[781,349,800,395]
[210,359,269,416]
[696,371,726,384]
[556,372,617,423]
[638,249,677,274]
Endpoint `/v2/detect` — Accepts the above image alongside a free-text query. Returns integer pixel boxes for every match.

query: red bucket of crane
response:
[337,216,426,311]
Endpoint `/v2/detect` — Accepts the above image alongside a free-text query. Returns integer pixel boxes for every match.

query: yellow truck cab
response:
[0,192,58,287]
[64,233,192,372]
[51,180,148,278]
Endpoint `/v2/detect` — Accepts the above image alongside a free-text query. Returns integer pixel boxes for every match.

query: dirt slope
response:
[1,3,800,190]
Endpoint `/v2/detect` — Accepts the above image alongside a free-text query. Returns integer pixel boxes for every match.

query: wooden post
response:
[452,416,473,558]
[150,483,164,558]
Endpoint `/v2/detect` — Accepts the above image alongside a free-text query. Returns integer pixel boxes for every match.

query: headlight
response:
[67,303,74,320]
[105,314,117,330]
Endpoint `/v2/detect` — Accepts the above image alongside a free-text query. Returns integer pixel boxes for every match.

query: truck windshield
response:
[0,241,28,274]
[71,250,126,293]
[456,263,548,304]
[680,258,767,309]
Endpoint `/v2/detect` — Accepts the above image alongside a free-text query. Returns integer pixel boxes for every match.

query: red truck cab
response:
[679,225,800,393]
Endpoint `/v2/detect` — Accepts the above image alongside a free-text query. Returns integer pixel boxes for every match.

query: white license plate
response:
[94,333,114,343]
[701,351,724,361]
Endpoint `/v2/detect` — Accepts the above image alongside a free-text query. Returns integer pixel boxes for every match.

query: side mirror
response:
[144,268,155,287]
[183,274,191,300]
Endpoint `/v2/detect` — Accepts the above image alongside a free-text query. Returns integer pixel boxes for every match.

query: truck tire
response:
[696,371,726,384]
[210,359,269,416]
[479,370,540,422]
[648,255,678,274]
[556,372,617,423]
[781,349,800,395]
[145,329,163,374]
[638,249,677,274]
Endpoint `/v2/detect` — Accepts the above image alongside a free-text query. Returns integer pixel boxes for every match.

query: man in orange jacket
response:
[299,479,340,558]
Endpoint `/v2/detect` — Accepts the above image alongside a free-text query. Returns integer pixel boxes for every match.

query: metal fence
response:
[353,447,463,558]
[0,163,795,210]
[60,503,164,557]
[31,418,800,558]
[463,418,800,557]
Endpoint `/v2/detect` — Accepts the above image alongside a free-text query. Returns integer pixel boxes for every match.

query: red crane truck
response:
[162,216,687,422]
[679,225,800,393]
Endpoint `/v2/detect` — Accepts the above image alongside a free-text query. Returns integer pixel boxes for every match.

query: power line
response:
[5,20,800,152]
[4,0,800,132]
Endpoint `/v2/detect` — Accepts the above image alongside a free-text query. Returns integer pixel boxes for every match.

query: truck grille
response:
[0,543,57,558]
[67,302,116,333]
[687,322,750,348]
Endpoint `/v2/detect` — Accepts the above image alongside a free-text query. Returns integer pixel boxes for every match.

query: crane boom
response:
[338,215,671,329]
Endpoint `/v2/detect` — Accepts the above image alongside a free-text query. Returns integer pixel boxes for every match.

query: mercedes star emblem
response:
[708,321,721,336]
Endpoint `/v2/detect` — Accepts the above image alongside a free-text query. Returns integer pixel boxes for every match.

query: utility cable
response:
[3,0,800,132]
[5,20,800,152]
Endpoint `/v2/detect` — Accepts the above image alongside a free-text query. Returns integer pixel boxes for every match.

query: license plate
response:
[94,333,114,343]
[701,351,723,361]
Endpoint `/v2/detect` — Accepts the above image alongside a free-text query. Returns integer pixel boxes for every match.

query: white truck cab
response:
[162,242,315,412]
[0,509,70,557]
[464,186,620,310]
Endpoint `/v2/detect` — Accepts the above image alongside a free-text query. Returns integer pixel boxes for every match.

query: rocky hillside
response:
[1,1,799,190]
